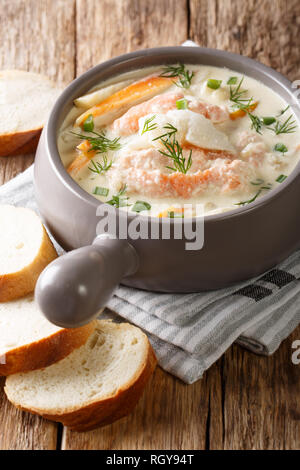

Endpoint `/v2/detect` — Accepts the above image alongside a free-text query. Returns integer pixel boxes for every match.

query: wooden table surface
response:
[0,0,299,450]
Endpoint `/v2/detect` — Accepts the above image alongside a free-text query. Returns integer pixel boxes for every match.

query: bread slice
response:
[0,70,61,157]
[5,320,157,431]
[0,205,58,302]
[0,295,97,376]
[7,131,41,156]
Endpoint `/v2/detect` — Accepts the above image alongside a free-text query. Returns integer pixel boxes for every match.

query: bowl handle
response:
[35,235,139,328]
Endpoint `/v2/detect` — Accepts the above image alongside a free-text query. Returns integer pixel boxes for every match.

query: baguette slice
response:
[0,70,61,157]
[5,320,157,432]
[0,205,58,302]
[0,295,97,376]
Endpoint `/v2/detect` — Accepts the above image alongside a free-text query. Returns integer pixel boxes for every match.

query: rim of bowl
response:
[46,46,300,223]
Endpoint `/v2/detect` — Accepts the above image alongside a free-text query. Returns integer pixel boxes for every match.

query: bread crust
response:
[6,341,157,431]
[0,226,57,302]
[0,69,59,157]
[2,130,42,157]
[0,320,97,376]
[0,129,41,157]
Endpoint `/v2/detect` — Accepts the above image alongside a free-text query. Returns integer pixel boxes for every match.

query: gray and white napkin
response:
[1,165,299,384]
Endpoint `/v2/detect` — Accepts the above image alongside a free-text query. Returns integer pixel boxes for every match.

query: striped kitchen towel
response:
[1,165,299,383]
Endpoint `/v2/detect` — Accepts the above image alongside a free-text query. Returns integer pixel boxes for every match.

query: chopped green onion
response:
[276,174,287,183]
[93,186,109,196]
[227,76,238,85]
[83,114,94,132]
[131,201,151,213]
[207,79,222,90]
[176,98,188,110]
[262,116,276,125]
[274,143,288,153]
[168,210,184,218]
[107,186,129,208]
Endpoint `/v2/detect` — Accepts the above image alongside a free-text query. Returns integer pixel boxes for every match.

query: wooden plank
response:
[190,0,300,81]
[0,155,34,186]
[62,366,212,450]
[0,0,75,84]
[190,0,300,450]
[0,378,58,450]
[75,0,188,75]
[221,328,300,450]
[0,0,76,450]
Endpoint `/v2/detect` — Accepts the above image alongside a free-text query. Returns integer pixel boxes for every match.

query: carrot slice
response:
[67,140,95,176]
[158,206,184,218]
[229,101,258,120]
[75,76,174,127]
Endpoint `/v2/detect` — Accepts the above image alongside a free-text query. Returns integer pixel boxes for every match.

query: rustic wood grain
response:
[62,366,212,450]
[221,328,300,450]
[75,0,188,75]
[0,378,58,450]
[0,0,75,84]
[0,0,300,451]
[190,0,300,81]
[0,0,76,449]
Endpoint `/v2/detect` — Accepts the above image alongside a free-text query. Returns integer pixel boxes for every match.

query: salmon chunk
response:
[120,160,253,198]
[188,99,229,123]
[107,147,254,199]
[111,93,230,135]
[111,91,184,135]
[112,146,235,175]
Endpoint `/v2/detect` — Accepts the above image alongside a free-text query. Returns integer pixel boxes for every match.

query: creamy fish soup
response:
[58,64,300,217]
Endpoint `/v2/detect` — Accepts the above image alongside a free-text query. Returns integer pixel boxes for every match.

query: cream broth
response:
[58,65,300,217]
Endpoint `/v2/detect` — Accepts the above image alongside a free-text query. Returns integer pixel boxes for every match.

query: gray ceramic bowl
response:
[34,47,300,327]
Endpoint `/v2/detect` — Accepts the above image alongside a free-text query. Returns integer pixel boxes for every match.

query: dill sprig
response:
[71,130,121,154]
[152,122,192,173]
[141,115,157,135]
[229,77,254,109]
[152,123,178,141]
[277,105,290,117]
[107,185,129,208]
[158,135,192,174]
[251,178,264,186]
[88,156,112,174]
[235,190,263,206]
[235,182,272,206]
[267,114,297,135]
[248,113,263,134]
[229,77,265,134]
[160,64,194,89]
[229,77,297,136]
